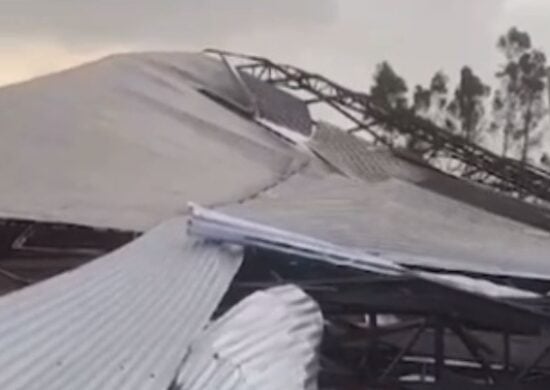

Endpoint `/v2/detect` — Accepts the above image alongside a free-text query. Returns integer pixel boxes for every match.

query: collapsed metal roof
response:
[0,218,242,389]
[2,49,550,389]
[188,204,550,388]
[189,204,550,326]
[220,166,550,280]
[171,285,322,390]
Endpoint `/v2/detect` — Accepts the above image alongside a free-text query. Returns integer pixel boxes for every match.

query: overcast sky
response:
[1,0,550,91]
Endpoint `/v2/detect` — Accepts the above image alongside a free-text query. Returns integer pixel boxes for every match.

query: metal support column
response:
[503,331,510,373]
[434,318,445,381]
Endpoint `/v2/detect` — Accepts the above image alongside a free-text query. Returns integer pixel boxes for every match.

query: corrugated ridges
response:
[311,121,550,233]
[172,285,323,390]
[0,217,243,390]
[218,171,550,280]
[240,72,313,136]
[310,122,428,182]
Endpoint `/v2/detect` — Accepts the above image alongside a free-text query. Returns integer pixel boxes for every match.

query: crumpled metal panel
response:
[171,285,323,390]
[187,205,550,331]
[0,217,242,390]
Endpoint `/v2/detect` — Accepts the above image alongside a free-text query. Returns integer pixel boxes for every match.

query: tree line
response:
[368,27,548,170]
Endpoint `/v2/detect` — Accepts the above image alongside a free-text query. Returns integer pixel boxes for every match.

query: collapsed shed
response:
[0,50,549,389]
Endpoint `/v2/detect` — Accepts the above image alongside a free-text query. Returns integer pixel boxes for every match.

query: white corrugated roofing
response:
[0,217,242,390]
[216,169,550,280]
[0,52,303,230]
[172,285,323,390]
[189,203,403,276]
[188,205,542,299]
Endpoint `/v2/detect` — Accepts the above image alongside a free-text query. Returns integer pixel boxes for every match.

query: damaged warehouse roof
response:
[1,50,550,388]
[0,52,304,230]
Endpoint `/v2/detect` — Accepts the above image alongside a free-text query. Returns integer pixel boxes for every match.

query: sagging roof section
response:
[217,166,550,280]
[171,285,323,390]
[0,52,304,230]
[0,217,242,390]
[188,204,550,330]
[189,204,403,276]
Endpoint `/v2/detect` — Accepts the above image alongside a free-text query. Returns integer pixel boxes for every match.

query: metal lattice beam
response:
[206,49,550,204]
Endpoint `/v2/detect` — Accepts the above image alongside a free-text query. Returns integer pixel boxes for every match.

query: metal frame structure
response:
[223,248,550,389]
[206,49,550,204]
[0,218,136,293]
[191,205,550,389]
[0,50,548,388]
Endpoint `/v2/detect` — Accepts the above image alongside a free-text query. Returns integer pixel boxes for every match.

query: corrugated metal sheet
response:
[0,217,243,390]
[188,205,550,337]
[217,171,550,280]
[171,285,323,390]
[311,121,550,232]
[0,52,304,230]
[189,204,403,276]
[416,168,550,233]
[188,205,540,300]
[239,72,313,136]
[309,122,428,182]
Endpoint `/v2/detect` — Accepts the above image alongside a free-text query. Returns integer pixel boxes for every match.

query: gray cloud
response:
[0,0,337,47]
[1,0,549,93]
